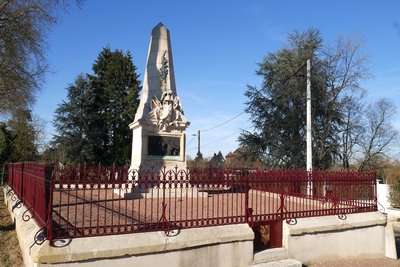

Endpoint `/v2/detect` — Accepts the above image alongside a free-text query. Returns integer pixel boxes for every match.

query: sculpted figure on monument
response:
[151,89,186,131]
[149,49,188,131]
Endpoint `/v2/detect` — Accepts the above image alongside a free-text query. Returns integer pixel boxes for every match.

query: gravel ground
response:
[50,186,367,238]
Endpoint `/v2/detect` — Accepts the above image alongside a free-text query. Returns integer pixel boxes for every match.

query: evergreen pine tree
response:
[89,47,141,165]
[53,74,93,163]
[52,47,141,165]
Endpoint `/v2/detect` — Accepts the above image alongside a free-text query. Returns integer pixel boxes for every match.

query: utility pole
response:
[306,59,313,196]
[192,130,202,158]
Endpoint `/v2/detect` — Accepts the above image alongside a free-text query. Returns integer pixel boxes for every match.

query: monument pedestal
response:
[129,120,187,171]
[122,187,208,199]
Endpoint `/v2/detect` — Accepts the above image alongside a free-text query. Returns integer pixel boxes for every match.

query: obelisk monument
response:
[129,23,190,170]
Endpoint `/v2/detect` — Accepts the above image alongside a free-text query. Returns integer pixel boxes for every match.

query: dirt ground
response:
[0,187,23,267]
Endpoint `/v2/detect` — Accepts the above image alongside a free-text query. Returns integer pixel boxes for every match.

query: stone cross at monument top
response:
[129,23,190,170]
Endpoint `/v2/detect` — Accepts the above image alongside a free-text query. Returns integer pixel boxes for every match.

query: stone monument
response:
[129,23,190,171]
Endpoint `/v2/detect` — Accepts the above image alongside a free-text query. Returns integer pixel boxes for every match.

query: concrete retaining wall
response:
[377,183,391,210]
[283,212,394,265]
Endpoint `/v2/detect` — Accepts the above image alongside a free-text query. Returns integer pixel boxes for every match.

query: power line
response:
[201,111,246,132]
[278,63,308,85]
[186,135,195,146]
[202,132,239,148]
[187,131,240,152]
[190,63,307,155]
[198,64,306,133]
[253,62,307,98]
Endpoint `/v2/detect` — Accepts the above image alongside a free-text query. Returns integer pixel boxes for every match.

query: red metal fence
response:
[6,162,52,229]
[6,163,377,243]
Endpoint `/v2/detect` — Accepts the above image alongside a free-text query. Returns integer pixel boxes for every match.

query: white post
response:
[306,59,313,196]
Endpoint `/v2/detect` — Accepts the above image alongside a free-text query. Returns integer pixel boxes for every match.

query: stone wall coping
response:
[286,212,386,236]
[34,224,253,264]
[386,207,400,221]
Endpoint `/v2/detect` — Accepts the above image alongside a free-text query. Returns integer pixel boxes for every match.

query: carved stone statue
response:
[151,89,187,131]
[148,49,188,131]
[159,50,169,91]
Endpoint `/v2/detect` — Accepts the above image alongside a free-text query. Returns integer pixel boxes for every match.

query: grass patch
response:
[0,187,23,267]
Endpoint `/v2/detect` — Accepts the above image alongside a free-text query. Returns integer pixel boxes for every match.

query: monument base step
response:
[251,248,302,267]
[253,248,289,264]
[250,259,302,267]
[115,187,209,199]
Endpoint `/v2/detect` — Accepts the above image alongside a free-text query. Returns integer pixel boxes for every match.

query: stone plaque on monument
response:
[148,136,180,157]
[129,23,190,171]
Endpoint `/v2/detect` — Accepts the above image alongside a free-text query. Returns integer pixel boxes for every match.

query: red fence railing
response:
[5,163,377,242]
[6,162,52,229]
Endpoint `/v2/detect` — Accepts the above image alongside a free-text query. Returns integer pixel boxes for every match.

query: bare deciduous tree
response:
[321,35,369,95]
[0,0,82,114]
[315,35,370,168]
[358,99,398,171]
[340,92,365,168]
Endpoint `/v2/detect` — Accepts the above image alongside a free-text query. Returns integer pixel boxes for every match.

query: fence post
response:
[280,194,284,220]
[46,165,54,241]
[373,171,378,210]
[21,162,25,199]
[12,163,14,188]
[280,171,285,220]
[0,163,5,186]
[8,163,12,188]
[245,170,252,224]
[160,167,168,233]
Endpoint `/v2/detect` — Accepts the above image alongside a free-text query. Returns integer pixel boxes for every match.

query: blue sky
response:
[36,0,400,159]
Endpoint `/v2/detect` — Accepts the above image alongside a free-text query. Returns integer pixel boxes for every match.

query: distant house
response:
[224,151,237,166]
[225,147,263,169]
